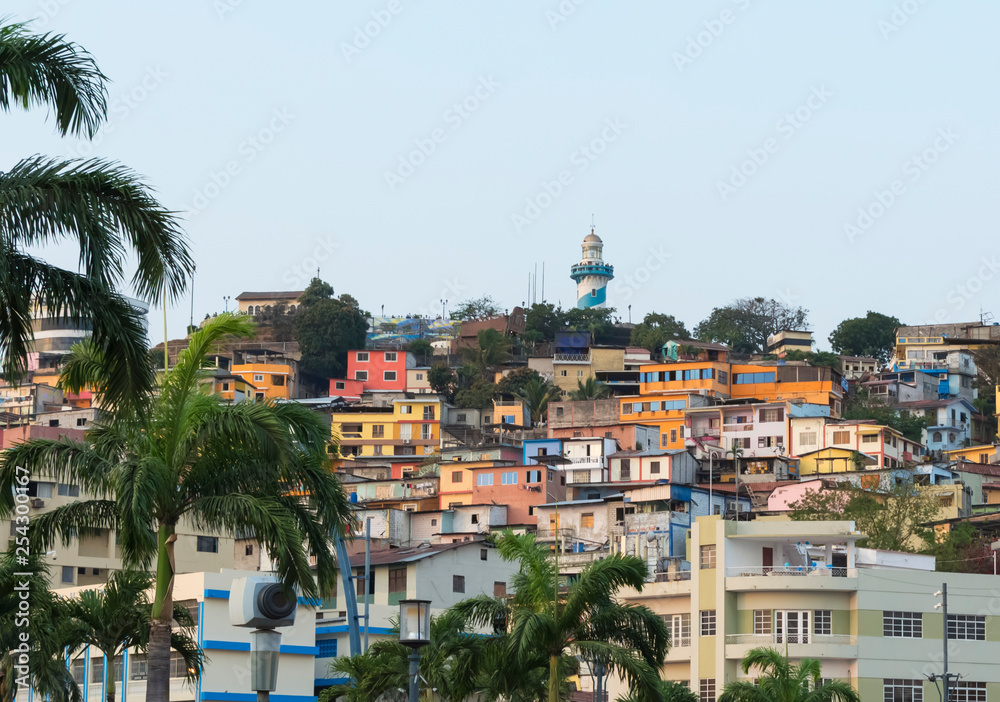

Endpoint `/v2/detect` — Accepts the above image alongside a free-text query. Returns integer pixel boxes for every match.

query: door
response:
[775,610,810,644]
[762,547,773,573]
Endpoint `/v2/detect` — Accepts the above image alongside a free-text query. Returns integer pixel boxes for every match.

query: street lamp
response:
[399,599,431,702]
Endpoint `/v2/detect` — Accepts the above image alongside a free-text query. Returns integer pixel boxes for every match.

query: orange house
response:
[729,364,844,416]
[231,362,293,400]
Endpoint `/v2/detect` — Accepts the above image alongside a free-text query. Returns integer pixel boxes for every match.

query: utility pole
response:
[932,584,955,701]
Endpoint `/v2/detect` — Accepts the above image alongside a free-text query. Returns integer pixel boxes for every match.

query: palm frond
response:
[27,499,120,550]
[0,21,107,136]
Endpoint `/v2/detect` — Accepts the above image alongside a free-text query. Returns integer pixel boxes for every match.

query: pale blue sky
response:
[6,1,999,347]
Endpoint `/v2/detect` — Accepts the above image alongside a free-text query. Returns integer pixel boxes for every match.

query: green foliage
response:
[842,388,927,442]
[455,379,498,409]
[254,301,295,341]
[406,339,433,364]
[525,302,561,341]
[562,306,618,344]
[694,297,808,354]
[973,345,1000,421]
[497,367,544,396]
[618,680,700,702]
[630,313,689,356]
[451,295,501,321]
[570,377,610,400]
[518,378,563,424]
[783,349,842,371]
[719,647,859,702]
[428,362,457,400]
[453,531,669,702]
[459,328,512,382]
[924,522,996,574]
[789,481,939,552]
[294,278,368,378]
[828,311,901,365]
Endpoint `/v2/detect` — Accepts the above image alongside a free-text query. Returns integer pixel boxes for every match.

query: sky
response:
[5,1,1000,348]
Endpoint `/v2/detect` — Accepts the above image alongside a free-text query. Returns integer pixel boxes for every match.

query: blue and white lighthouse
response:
[570,227,614,309]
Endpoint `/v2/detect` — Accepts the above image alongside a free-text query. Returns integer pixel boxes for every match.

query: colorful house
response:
[330,398,441,460]
[332,349,416,394]
[231,360,295,400]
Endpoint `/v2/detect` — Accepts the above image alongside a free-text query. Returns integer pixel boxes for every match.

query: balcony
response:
[725,634,857,660]
[554,353,591,364]
[725,566,857,591]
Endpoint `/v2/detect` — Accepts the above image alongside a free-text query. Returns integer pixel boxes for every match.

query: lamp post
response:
[399,599,431,702]
[931,584,956,702]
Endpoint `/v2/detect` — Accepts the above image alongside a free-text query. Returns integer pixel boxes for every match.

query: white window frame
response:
[384,352,397,362]
[356,352,369,362]
[384,371,397,382]
[700,610,716,636]
[883,679,924,702]
[883,611,922,638]
[666,613,691,647]
[354,370,368,381]
[476,473,494,487]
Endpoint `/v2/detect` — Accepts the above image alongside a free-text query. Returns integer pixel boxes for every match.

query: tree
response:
[496,367,544,396]
[428,363,457,400]
[924,522,996,574]
[842,388,927,442]
[525,302,562,341]
[695,298,808,354]
[459,328,512,381]
[973,345,1000,421]
[618,680,700,702]
[0,21,193,413]
[789,481,938,552]
[562,307,617,345]
[294,279,368,378]
[454,531,669,702]
[718,647,858,702]
[406,339,433,365]
[254,301,295,342]
[455,379,498,410]
[63,571,202,702]
[518,378,563,424]
[0,315,352,702]
[570,377,610,400]
[451,295,501,321]
[630,313,689,356]
[828,312,901,365]
[783,349,842,372]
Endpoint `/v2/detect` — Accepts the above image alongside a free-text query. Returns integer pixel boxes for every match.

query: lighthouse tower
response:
[570,227,614,309]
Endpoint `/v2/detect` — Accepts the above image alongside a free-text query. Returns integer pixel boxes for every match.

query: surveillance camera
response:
[46,551,57,560]
[229,576,297,628]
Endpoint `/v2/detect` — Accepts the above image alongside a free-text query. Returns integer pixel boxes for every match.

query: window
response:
[169,652,188,678]
[61,566,74,584]
[622,403,633,414]
[932,431,943,443]
[754,610,772,635]
[555,406,564,416]
[581,513,594,528]
[501,471,517,485]
[665,613,691,647]
[384,371,397,381]
[883,679,923,702]
[372,424,385,438]
[526,470,541,483]
[384,352,397,362]
[883,611,922,638]
[354,370,368,381]
[316,639,338,658]
[577,370,584,377]
[421,424,432,440]
[700,679,716,702]
[356,352,369,362]
[451,471,463,483]
[832,431,851,445]
[245,544,254,556]
[700,544,716,569]
[453,575,465,593]
[477,473,494,486]
[947,614,985,641]
[254,392,265,401]
[196,536,218,553]
[57,483,79,497]
[91,657,105,683]
[620,459,631,481]
[416,373,424,380]
[670,429,678,444]
[71,658,86,684]
[494,581,507,597]
[950,682,987,702]
[760,408,783,423]
[814,610,831,635]
[430,518,438,526]
[356,568,375,596]
[560,370,567,376]
[400,405,412,414]
[77,566,86,575]
[76,417,87,427]
[734,372,775,385]
[334,381,345,390]
[49,419,59,427]
[700,610,716,636]
[648,460,661,475]
[221,382,231,392]
[388,568,407,594]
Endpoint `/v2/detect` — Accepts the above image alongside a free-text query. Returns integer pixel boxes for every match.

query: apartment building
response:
[0,382,63,425]
[606,448,698,484]
[766,330,813,357]
[611,516,1000,702]
[330,397,441,460]
[547,398,660,450]
[897,398,986,453]
[839,356,879,380]
[789,417,925,470]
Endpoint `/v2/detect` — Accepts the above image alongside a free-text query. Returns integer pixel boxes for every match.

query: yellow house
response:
[553,347,624,397]
[231,362,293,400]
[948,444,1000,465]
[798,447,872,475]
[330,398,441,460]
[209,374,257,403]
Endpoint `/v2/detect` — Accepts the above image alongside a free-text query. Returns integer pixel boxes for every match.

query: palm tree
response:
[718,648,858,702]
[518,378,562,424]
[0,21,193,412]
[321,609,485,702]
[63,570,202,702]
[570,377,609,400]
[454,531,669,702]
[618,679,700,702]
[459,328,512,381]
[0,548,79,702]
[0,315,352,702]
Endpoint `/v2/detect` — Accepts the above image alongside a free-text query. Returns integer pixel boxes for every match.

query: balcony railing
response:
[726,634,856,646]
[690,427,721,438]
[568,456,602,464]
[726,566,857,578]
[653,570,692,583]
[554,353,591,363]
